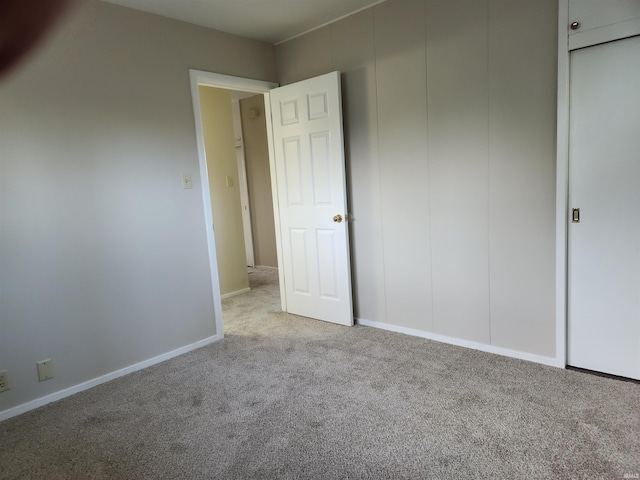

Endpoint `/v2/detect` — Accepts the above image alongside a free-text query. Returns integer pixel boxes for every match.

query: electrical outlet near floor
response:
[36,359,54,382]
[0,370,9,392]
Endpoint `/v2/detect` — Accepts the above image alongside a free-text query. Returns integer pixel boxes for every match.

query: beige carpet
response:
[1,267,639,479]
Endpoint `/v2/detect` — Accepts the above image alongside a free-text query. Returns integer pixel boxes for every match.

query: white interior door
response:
[270,71,353,326]
[231,99,255,267]
[567,35,640,379]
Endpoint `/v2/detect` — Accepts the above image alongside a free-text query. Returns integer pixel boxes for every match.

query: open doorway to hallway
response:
[196,85,279,331]
[222,267,280,334]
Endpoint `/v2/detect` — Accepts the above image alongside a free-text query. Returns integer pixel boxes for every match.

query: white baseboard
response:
[355,318,559,368]
[221,287,251,299]
[0,334,222,422]
[253,265,278,270]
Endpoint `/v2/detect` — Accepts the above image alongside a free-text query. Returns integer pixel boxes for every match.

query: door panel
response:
[283,138,303,205]
[568,35,640,379]
[270,71,353,326]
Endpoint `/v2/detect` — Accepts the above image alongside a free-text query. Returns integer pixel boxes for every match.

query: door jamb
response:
[556,0,570,368]
[188,69,286,338]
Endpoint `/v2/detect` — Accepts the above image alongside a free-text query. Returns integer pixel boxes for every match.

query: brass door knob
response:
[333,214,343,223]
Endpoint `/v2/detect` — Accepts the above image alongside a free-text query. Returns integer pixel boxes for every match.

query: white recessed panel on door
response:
[290,228,309,295]
[280,99,300,126]
[283,137,303,206]
[316,229,339,299]
[310,132,332,206]
[307,91,329,120]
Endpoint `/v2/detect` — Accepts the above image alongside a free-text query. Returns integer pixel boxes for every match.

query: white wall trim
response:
[190,70,278,94]
[555,0,570,370]
[0,334,222,423]
[356,318,558,368]
[221,287,251,299]
[275,0,389,45]
[254,265,279,270]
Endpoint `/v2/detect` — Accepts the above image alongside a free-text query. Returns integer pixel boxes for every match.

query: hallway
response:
[221,267,280,335]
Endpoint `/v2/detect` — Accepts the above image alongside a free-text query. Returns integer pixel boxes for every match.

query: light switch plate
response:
[182,173,192,189]
[226,175,234,188]
[37,359,54,382]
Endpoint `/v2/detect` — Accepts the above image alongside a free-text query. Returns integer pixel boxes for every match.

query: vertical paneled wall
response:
[276,0,558,359]
[331,11,387,323]
[375,0,433,332]
[426,0,490,343]
[487,0,557,354]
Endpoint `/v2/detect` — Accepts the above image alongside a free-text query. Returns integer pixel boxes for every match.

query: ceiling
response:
[101,0,386,44]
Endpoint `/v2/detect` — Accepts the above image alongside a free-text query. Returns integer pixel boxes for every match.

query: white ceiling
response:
[101,0,386,44]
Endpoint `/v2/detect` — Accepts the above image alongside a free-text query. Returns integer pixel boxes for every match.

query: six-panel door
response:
[270,71,353,326]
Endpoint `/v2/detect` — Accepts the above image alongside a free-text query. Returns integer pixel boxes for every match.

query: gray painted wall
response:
[0,0,276,412]
[277,0,558,358]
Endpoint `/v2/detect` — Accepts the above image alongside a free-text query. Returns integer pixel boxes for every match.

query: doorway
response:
[234,93,279,272]
[198,86,281,332]
[190,69,354,335]
[199,86,279,297]
[189,71,284,337]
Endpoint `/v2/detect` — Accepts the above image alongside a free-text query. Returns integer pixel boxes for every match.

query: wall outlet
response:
[36,359,54,382]
[0,370,9,392]
[226,175,234,187]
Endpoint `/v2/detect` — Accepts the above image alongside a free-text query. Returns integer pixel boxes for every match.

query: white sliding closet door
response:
[567,35,640,379]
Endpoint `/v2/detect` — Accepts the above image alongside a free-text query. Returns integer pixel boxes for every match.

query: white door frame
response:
[555,0,570,369]
[189,69,286,337]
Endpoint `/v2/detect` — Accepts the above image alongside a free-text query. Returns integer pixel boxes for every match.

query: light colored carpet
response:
[1,267,639,479]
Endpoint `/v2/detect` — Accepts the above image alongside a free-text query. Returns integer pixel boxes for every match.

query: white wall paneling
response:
[276,0,558,362]
[426,0,490,343]
[374,0,433,333]
[331,9,387,324]
[488,0,557,357]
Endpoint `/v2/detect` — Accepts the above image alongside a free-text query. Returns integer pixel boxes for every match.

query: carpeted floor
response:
[1,267,639,479]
